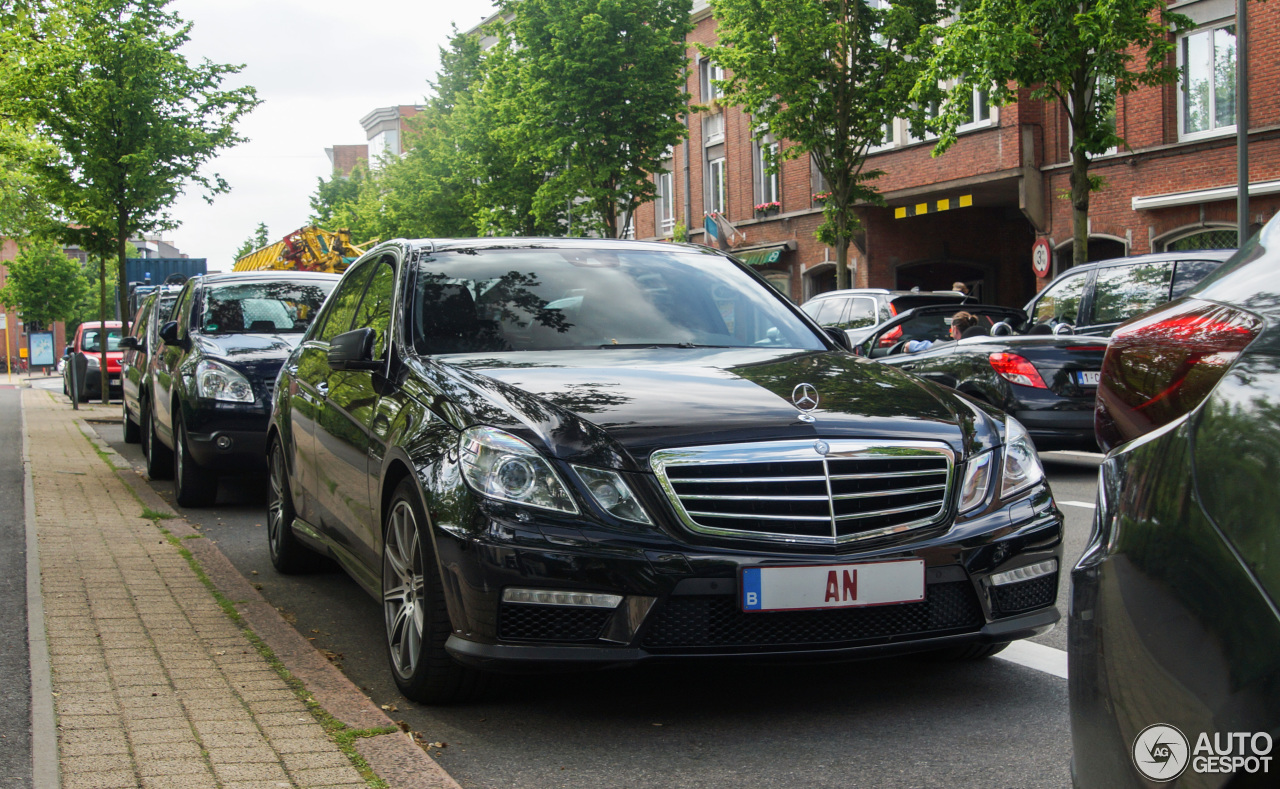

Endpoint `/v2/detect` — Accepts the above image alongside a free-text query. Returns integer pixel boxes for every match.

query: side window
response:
[804,298,840,326]
[839,298,877,330]
[171,283,195,338]
[1171,259,1222,299]
[351,258,396,360]
[131,301,149,340]
[1032,273,1088,325]
[316,261,377,343]
[1090,262,1175,325]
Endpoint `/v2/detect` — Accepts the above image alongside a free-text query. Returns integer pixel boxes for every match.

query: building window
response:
[621,214,635,239]
[655,169,675,235]
[811,153,829,205]
[700,59,725,104]
[906,101,941,144]
[957,85,993,131]
[1164,227,1237,252]
[703,112,725,144]
[1180,22,1236,139]
[867,122,894,153]
[708,157,727,215]
[755,140,779,208]
[1068,74,1117,158]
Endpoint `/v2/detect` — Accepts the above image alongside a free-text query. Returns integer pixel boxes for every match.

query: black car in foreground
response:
[268,238,1065,704]
[1070,215,1280,788]
[856,304,1108,451]
[145,271,339,506]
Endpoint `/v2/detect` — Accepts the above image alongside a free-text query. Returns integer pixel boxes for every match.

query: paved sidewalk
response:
[23,389,455,788]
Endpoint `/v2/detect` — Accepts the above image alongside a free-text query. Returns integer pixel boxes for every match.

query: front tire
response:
[142,398,173,480]
[382,478,485,704]
[173,413,218,507]
[122,400,140,443]
[267,438,317,573]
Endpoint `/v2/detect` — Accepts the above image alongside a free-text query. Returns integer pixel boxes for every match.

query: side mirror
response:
[327,328,381,371]
[63,346,73,356]
[824,327,850,351]
[118,336,139,351]
[158,320,187,350]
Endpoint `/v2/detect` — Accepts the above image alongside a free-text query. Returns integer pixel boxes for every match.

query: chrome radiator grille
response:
[651,440,955,545]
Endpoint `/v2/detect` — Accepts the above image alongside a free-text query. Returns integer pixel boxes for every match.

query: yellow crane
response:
[232,227,370,274]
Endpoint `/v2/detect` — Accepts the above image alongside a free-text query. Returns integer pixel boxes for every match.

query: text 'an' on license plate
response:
[741,559,925,612]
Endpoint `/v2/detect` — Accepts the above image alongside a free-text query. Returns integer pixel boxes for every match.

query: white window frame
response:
[700,58,725,104]
[1178,20,1238,141]
[655,170,675,235]
[703,112,725,145]
[756,139,780,207]
[956,85,996,132]
[708,157,727,215]
[1068,74,1118,158]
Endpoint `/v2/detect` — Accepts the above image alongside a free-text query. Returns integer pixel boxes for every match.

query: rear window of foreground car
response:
[413,247,827,354]
[200,281,336,334]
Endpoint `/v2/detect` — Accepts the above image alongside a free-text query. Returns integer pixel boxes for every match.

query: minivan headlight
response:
[1001,417,1045,499]
[196,359,254,402]
[459,427,578,514]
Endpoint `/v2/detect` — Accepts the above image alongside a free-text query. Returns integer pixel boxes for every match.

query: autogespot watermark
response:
[1133,724,1273,782]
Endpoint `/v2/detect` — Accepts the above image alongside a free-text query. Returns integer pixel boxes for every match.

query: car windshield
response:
[200,281,336,334]
[82,328,122,352]
[412,247,825,354]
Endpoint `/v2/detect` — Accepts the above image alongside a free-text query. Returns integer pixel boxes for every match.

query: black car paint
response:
[864,305,1107,450]
[270,239,1064,678]
[122,288,180,436]
[151,272,340,473]
[1069,220,1280,788]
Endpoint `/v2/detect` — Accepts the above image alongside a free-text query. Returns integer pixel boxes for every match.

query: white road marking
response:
[1059,500,1096,509]
[996,640,1069,679]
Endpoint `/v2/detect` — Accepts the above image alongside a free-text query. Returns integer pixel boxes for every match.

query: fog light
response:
[989,559,1057,587]
[215,435,234,450]
[501,588,623,608]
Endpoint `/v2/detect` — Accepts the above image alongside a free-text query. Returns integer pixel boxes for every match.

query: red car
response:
[63,320,124,401]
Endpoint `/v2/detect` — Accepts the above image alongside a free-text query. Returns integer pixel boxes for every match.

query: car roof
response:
[1045,249,1236,279]
[807,288,966,300]
[389,237,711,255]
[197,271,343,284]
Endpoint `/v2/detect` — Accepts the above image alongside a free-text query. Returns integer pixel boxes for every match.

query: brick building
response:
[633,0,1280,306]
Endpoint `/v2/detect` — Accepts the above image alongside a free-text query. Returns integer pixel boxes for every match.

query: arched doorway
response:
[803,262,837,301]
[1053,235,1126,276]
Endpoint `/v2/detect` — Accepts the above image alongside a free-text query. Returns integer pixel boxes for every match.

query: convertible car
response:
[855,305,1107,451]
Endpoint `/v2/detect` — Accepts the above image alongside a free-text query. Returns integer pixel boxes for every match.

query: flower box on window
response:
[755,201,781,217]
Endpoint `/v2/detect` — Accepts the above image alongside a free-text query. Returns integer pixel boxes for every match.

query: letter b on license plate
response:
[741,559,925,612]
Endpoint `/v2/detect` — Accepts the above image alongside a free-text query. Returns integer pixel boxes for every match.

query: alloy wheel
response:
[267,447,287,558]
[383,500,426,680]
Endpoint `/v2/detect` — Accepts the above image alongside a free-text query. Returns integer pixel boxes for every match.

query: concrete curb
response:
[81,419,462,789]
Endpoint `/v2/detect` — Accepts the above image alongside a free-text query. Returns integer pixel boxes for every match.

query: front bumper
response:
[433,488,1064,670]
[181,401,270,472]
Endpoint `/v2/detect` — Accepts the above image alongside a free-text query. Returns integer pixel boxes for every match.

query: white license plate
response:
[1076,371,1101,386]
[741,559,925,612]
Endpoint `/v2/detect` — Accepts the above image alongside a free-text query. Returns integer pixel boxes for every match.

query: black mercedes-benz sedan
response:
[267,239,1064,704]
[857,304,1108,451]
[1070,215,1280,787]
[147,271,340,507]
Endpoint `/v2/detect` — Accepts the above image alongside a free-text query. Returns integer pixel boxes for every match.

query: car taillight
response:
[1095,299,1262,451]
[879,326,902,347]
[988,353,1048,389]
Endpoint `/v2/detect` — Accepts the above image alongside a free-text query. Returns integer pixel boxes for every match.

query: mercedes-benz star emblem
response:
[814,440,830,456]
[792,383,820,413]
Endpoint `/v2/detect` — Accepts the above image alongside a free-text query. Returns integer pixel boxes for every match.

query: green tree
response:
[2,0,259,356]
[707,0,945,289]
[233,222,271,261]
[508,0,694,237]
[0,123,59,240]
[918,0,1189,268]
[309,169,363,228]
[0,238,89,332]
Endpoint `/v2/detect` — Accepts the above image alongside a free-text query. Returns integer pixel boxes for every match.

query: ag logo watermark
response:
[1133,724,1189,781]
[1133,724,1274,781]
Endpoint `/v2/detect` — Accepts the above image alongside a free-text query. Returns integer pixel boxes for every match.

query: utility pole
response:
[1237,0,1249,245]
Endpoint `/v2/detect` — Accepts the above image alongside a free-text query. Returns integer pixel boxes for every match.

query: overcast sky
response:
[165,0,498,271]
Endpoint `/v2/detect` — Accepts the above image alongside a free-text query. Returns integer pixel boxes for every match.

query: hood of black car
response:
[429,348,999,470]
[194,332,301,362]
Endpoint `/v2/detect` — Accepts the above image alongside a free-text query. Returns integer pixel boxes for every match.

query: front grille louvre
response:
[497,603,612,642]
[990,573,1058,616]
[652,440,954,545]
[642,581,983,649]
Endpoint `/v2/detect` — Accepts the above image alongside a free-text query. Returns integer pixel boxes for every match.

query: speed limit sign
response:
[1031,238,1052,277]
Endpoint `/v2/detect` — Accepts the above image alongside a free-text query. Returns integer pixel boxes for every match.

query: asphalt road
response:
[0,386,33,789]
[48,374,1097,789]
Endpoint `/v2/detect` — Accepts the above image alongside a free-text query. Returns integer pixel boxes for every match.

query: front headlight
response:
[85,354,100,368]
[957,450,994,514]
[196,359,254,402]
[1000,416,1046,499]
[573,466,651,524]
[459,427,578,514]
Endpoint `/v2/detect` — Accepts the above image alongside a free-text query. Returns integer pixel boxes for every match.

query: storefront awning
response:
[734,243,793,266]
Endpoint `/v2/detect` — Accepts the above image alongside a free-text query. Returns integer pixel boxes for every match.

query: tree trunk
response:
[116,219,131,337]
[99,255,109,405]
[1069,147,1091,269]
